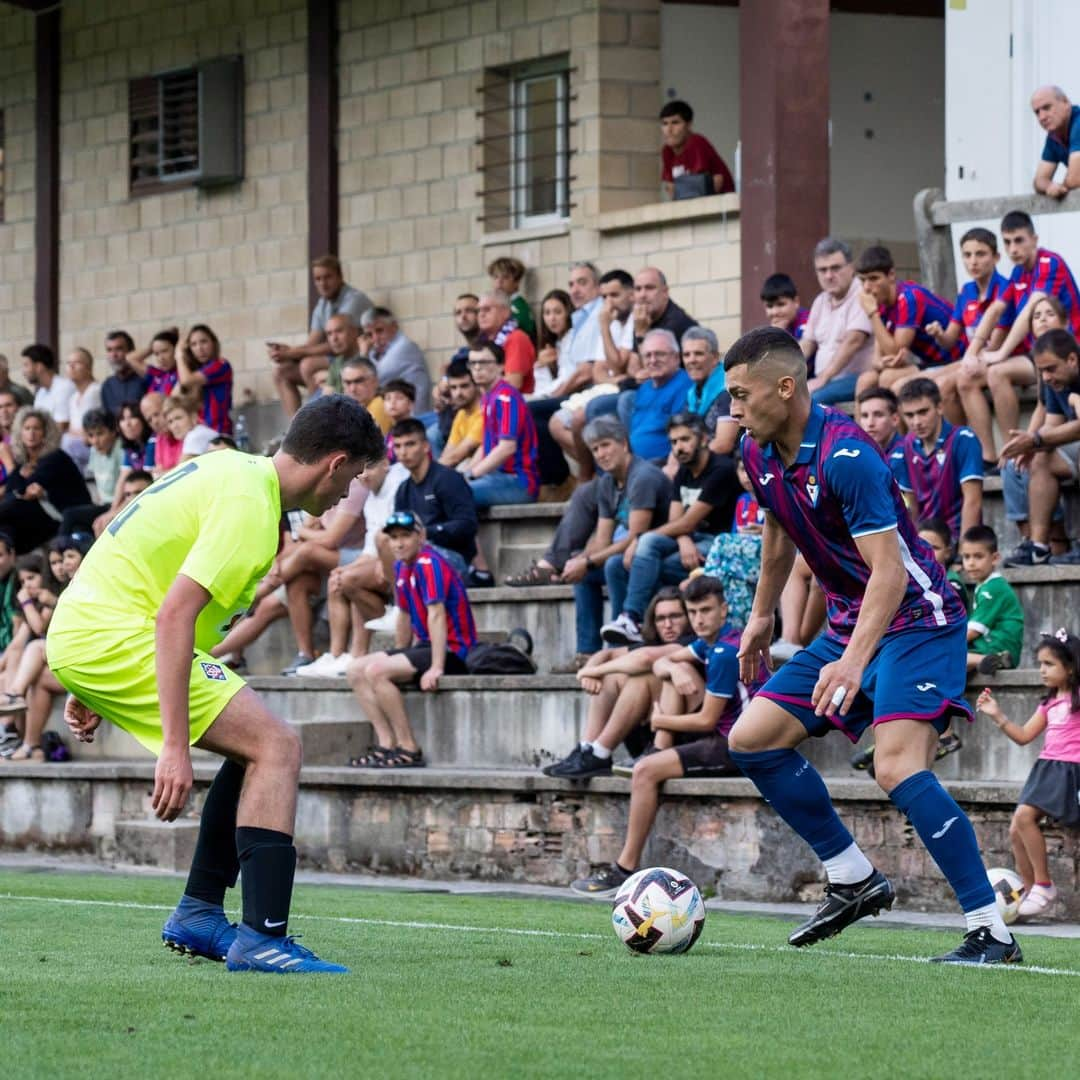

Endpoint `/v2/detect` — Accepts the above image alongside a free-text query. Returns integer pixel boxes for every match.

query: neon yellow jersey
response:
[48,451,282,668]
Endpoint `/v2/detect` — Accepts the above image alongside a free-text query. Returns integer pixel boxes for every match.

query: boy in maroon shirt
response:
[660,100,734,198]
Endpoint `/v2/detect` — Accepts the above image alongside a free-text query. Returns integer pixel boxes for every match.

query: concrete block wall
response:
[0,8,36,349]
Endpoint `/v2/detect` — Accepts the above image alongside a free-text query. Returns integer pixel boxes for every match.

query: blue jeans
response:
[606,531,714,620]
[811,373,860,406]
[573,555,623,654]
[584,388,637,431]
[469,471,534,508]
[430,543,468,577]
[1002,460,1064,524]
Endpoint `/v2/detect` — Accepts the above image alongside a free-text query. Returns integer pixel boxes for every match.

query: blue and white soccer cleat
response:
[225,924,349,973]
[162,896,238,962]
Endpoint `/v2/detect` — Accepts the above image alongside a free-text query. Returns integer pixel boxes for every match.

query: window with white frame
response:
[479,58,573,232]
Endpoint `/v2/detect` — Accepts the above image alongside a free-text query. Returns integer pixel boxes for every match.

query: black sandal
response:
[348,745,394,768]
[375,746,425,769]
[504,562,560,587]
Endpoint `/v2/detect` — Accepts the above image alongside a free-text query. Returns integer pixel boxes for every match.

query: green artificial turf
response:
[2,868,1078,1079]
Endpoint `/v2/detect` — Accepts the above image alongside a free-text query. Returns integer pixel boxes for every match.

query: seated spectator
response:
[698,450,766,631]
[801,238,874,405]
[1032,85,1080,199]
[163,394,219,461]
[854,246,963,415]
[487,256,536,342]
[59,409,124,535]
[964,209,1080,376]
[571,576,747,895]
[960,525,1024,675]
[761,273,809,342]
[631,267,697,353]
[60,347,103,470]
[542,587,693,778]
[392,418,478,577]
[0,389,21,446]
[1001,329,1080,566]
[364,306,432,412]
[682,326,738,456]
[115,401,153,473]
[322,313,367,394]
[0,530,18,736]
[603,413,737,645]
[126,328,180,396]
[627,330,692,464]
[856,385,903,456]
[438,360,482,471]
[449,293,481,364]
[534,288,589,400]
[476,291,536,394]
[340,356,390,434]
[100,330,146,419]
[0,355,33,408]
[381,379,416,462]
[465,343,539,507]
[0,403,16,494]
[659,100,735,199]
[297,455,409,677]
[92,468,152,537]
[268,254,372,416]
[0,407,91,552]
[569,417,671,666]
[21,344,76,434]
[893,378,983,543]
[139,391,182,475]
[175,324,233,435]
[431,295,482,452]
[937,228,1035,466]
[346,512,478,769]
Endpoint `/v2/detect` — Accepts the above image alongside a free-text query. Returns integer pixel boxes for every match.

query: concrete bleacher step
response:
[112,818,199,871]
[52,670,1049,783]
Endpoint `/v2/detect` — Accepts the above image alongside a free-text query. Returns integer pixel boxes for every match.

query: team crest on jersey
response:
[805,474,819,506]
[936,450,946,466]
[200,662,228,682]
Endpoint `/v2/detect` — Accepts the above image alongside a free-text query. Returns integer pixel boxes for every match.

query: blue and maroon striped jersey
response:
[881,282,961,368]
[951,273,1016,339]
[198,358,234,435]
[146,366,179,396]
[1001,247,1080,342]
[688,626,748,736]
[891,420,983,541]
[741,406,966,645]
[481,378,539,497]
[394,544,477,659]
[789,307,810,341]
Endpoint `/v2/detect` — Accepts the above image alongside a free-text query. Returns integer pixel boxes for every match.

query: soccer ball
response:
[987,867,1024,924]
[611,867,706,955]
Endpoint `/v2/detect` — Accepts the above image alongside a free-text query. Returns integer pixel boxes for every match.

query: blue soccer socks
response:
[730,748,857,862]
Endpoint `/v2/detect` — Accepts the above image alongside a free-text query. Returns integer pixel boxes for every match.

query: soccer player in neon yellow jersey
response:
[47,396,384,973]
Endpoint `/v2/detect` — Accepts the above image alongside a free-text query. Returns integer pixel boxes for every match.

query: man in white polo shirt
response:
[801,238,874,407]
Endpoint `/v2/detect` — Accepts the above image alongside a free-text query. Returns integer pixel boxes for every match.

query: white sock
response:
[589,742,611,760]
[822,843,874,885]
[964,902,1011,942]
[579,740,590,750]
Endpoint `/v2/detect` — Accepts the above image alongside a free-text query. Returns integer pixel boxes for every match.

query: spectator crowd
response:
[2,88,1079,923]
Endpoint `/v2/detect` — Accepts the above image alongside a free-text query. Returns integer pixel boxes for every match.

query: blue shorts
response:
[759,622,974,744]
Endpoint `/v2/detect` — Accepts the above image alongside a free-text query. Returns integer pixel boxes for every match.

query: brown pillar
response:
[34,6,60,349]
[307,0,339,310]
[739,0,830,331]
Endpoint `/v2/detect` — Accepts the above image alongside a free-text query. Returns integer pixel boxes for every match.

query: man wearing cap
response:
[344,511,477,770]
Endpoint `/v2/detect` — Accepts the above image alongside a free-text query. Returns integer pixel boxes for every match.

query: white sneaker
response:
[600,613,643,646]
[295,653,347,678]
[365,607,400,633]
[1015,883,1057,920]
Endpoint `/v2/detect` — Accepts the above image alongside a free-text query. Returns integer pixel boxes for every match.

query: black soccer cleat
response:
[570,862,631,897]
[930,927,1023,965]
[788,869,895,947]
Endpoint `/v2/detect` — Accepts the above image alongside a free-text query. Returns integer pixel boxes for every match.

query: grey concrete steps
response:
[51,670,1053,783]
[113,818,198,871]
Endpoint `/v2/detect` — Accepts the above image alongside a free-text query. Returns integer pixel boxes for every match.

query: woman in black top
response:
[0,407,91,553]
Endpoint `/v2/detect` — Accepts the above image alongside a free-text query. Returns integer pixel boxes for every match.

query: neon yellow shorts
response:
[49,631,247,756]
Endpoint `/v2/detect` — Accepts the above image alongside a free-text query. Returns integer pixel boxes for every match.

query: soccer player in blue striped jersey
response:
[722,326,1021,965]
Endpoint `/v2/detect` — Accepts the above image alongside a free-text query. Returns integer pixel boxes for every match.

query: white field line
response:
[1,891,1077,979]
